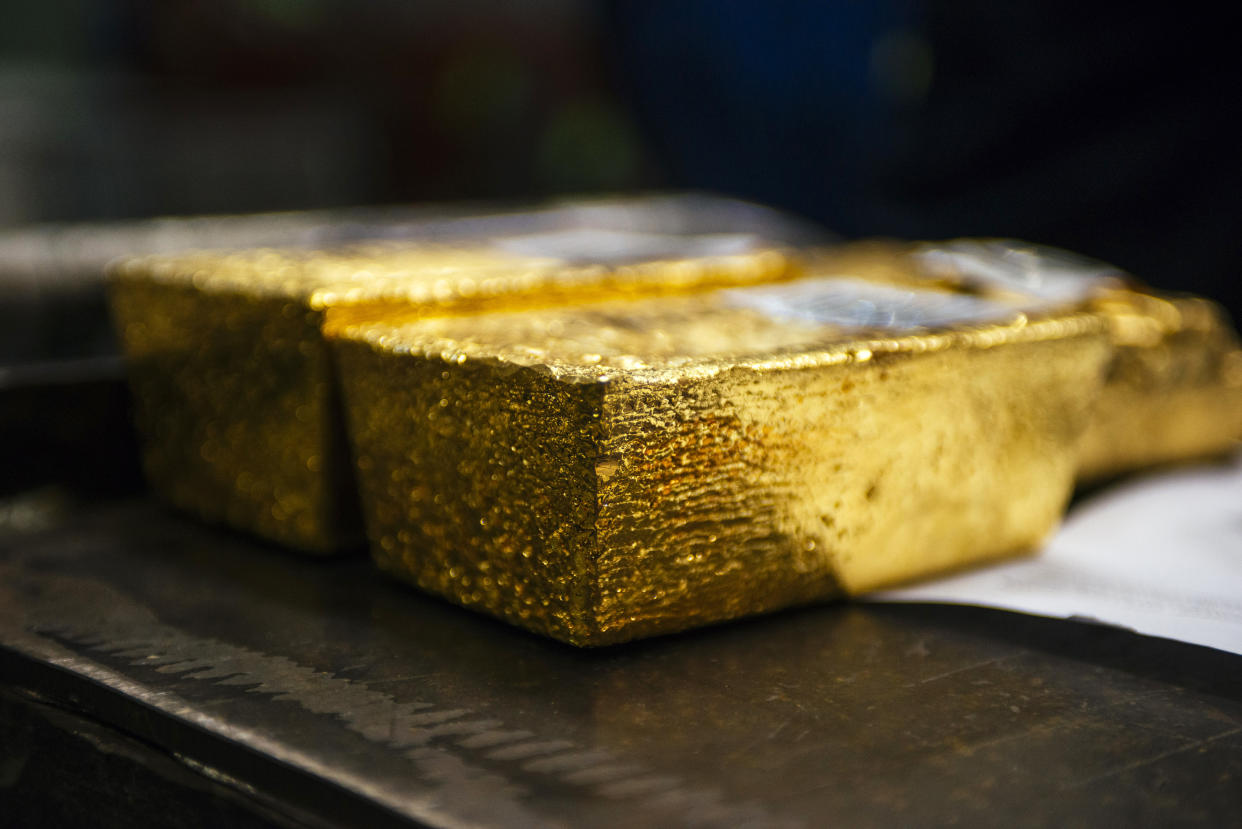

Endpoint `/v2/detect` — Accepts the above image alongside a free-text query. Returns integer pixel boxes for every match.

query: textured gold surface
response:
[332,278,1110,644]
[109,241,792,553]
[808,239,1242,478]
[1077,291,1242,479]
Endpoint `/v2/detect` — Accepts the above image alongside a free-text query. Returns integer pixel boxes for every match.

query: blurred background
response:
[2,0,1239,313]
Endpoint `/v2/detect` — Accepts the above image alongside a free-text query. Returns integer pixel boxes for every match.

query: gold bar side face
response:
[333,280,1111,644]
[332,338,608,643]
[1077,292,1242,479]
[809,239,1242,479]
[109,243,793,552]
[108,276,356,553]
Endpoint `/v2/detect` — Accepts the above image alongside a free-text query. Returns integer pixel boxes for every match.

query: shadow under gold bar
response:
[328,276,1111,645]
[109,240,793,553]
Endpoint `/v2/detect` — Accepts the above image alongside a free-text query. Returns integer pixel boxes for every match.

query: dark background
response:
[2,0,1239,316]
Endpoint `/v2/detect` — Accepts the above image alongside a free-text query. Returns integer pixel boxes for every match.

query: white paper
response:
[869,453,1242,655]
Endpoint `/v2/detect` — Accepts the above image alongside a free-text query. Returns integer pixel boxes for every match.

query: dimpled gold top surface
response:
[111,240,794,553]
[333,277,1111,644]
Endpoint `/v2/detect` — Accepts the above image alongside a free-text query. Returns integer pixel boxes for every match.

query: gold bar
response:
[1075,291,1242,480]
[109,240,792,553]
[330,276,1111,645]
[808,239,1242,480]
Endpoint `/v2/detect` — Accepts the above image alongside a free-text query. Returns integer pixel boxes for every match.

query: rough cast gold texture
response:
[809,239,1242,479]
[331,278,1111,645]
[109,240,792,553]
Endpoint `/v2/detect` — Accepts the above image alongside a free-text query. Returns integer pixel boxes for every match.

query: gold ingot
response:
[329,277,1111,645]
[1076,291,1242,479]
[109,240,793,553]
[807,239,1242,479]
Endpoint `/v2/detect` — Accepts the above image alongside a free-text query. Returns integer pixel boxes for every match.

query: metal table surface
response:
[3,495,1241,828]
